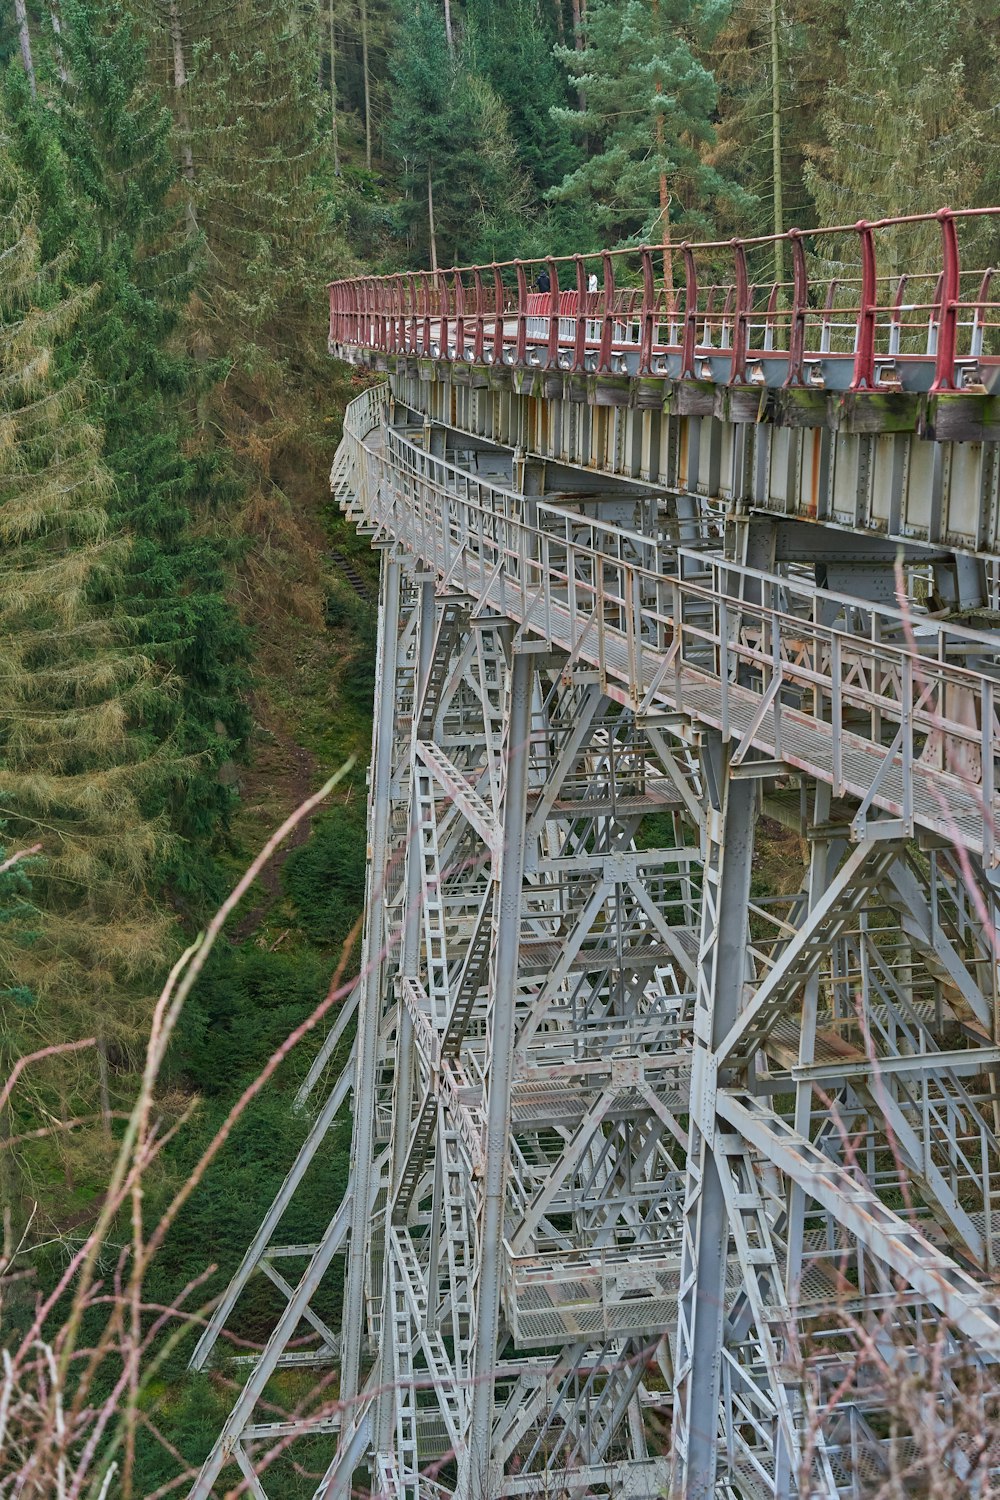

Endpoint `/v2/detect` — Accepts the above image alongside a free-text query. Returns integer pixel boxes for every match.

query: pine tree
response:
[155,0,339,372]
[550,0,748,249]
[140,0,362,674]
[386,0,529,269]
[709,0,849,277]
[0,136,172,1148]
[805,0,1000,270]
[466,0,577,197]
[5,0,251,881]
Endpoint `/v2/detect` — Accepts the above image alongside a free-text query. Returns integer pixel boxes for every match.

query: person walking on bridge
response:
[535,267,550,293]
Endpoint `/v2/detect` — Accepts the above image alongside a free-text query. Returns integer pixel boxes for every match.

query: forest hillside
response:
[1,0,999,1494]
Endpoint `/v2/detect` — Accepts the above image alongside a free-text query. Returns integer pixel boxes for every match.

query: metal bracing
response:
[196,378,1000,1499]
[188,555,419,1497]
[673,738,757,1500]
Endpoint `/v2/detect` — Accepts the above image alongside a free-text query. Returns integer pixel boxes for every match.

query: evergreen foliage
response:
[0,137,171,1112]
[712,0,848,241]
[467,0,574,194]
[282,802,367,947]
[805,0,1000,267]
[385,0,529,268]
[5,1,252,881]
[4,0,1000,1487]
[550,0,749,241]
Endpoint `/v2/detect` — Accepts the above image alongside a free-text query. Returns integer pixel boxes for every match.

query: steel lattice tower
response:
[191,210,1000,1499]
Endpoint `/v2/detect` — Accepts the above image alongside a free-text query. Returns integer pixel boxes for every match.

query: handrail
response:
[329,207,1000,393]
[339,387,1000,859]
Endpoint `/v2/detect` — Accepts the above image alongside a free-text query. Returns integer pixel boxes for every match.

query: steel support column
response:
[673,738,756,1500]
[459,645,533,1500]
[340,553,404,1409]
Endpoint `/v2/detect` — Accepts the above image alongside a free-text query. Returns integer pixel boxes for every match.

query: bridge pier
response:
[674,738,757,1500]
[194,231,1000,1496]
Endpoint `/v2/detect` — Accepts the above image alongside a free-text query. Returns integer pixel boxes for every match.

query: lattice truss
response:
[190,422,1000,1500]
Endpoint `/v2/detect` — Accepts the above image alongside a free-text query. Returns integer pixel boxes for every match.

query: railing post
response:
[983,679,995,868]
[362,277,373,349]
[681,243,698,379]
[931,207,961,392]
[339,282,348,346]
[455,270,466,363]
[437,269,450,359]
[574,255,587,372]
[375,277,388,352]
[784,230,808,386]
[831,633,843,794]
[490,266,504,365]
[388,276,401,354]
[473,268,485,364]
[515,262,528,366]
[546,256,560,370]
[598,251,615,374]
[398,274,408,355]
[971,268,996,358]
[730,240,749,384]
[851,220,877,390]
[407,273,417,355]
[720,594,730,742]
[902,653,913,834]
[354,278,364,347]
[639,247,655,375]
[420,272,432,357]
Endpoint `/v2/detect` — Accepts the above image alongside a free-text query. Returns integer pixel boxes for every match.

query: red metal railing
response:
[328,208,1000,394]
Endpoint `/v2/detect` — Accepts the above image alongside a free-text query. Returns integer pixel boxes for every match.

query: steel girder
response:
[191,390,1000,1500]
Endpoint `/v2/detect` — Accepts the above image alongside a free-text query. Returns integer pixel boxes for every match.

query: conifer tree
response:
[465,0,577,198]
[0,137,171,1153]
[160,0,339,371]
[710,0,849,273]
[550,0,747,247]
[5,0,250,883]
[805,0,1000,269]
[143,0,360,662]
[386,0,529,268]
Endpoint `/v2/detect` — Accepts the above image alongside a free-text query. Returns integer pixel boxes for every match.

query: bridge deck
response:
[346,388,998,860]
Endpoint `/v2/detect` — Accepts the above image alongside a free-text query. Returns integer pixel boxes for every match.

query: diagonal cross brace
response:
[718,1090,1000,1354]
[715,840,898,1066]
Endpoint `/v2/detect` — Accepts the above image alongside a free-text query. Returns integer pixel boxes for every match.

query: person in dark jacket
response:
[536,267,551,294]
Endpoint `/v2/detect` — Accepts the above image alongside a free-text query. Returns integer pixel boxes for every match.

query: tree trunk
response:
[443,0,454,51]
[14,0,36,97]
[329,0,340,174]
[570,0,585,113]
[656,124,674,306]
[770,0,785,287]
[651,0,674,305]
[552,0,564,43]
[427,162,438,273]
[49,0,69,84]
[359,0,372,171]
[165,0,199,237]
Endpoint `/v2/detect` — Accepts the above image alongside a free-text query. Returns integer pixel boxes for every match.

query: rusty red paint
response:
[729,240,749,384]
[931,209,961,393]
[784,230,809,387]
[326,206,1000,394]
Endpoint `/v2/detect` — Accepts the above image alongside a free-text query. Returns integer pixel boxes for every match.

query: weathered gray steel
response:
[195,337,1000,1499]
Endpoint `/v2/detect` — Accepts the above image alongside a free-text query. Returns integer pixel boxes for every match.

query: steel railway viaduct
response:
[194,209,1000,1499]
